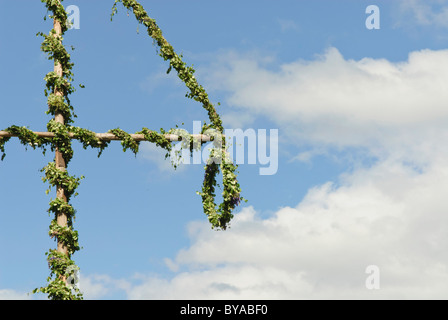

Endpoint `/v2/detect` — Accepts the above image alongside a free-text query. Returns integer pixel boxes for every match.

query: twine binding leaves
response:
[0,0,245,300]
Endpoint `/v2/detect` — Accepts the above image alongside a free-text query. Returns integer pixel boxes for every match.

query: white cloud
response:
[0,289,31,300]
[79,156,448,299]
[398,0,448,28]
[212,47,448,127]
[78,47,448,300]
[78,274,115,300]
[155,159,448,299]
[202,47,448,166]
[221,111,255,129]
[77,274,132,300]
[277,18,300,33]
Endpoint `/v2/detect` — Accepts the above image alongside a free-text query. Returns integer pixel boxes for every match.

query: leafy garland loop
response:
[0,0,245,300]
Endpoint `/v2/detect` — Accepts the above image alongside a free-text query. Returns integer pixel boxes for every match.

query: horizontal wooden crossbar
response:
[0,131,216,142]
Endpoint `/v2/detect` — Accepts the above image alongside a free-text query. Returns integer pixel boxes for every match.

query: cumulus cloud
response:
[158,159,448,299]
[203,47,448,165]
[78,274,131,300]
[212,47,448,126]
[80,156,448,299]
[79,47,448,300]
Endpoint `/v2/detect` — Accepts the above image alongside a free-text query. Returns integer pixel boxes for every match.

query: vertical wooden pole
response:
[53,14,69,281]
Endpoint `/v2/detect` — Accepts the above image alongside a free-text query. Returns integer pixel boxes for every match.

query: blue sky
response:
[1,0,448,299]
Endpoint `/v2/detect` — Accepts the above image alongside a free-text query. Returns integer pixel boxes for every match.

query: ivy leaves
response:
[32,249,82,300]
[70,126,109,157]
[109,128,140,154]
[41,162,83,200]
[0,137,10,161]
[3,126,51,153]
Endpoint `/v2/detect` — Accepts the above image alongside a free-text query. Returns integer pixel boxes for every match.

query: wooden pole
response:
[53,14,69,282]
[0,131,216,142]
